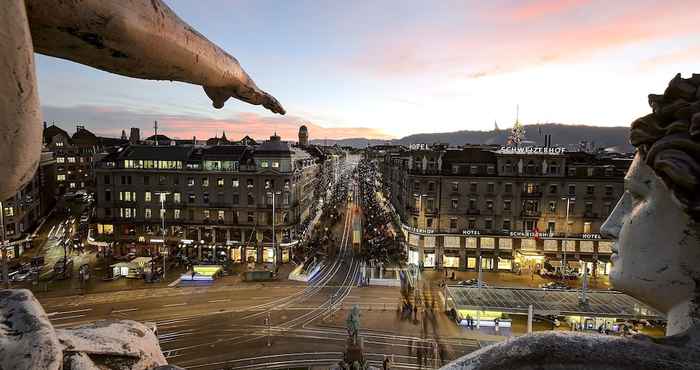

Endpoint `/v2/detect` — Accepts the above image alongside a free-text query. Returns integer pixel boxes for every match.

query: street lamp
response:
[266,189,282,271]
[157,192,171,279]
[561,197,575,277]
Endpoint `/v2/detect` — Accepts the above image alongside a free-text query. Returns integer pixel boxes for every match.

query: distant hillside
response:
[312,124,632,151]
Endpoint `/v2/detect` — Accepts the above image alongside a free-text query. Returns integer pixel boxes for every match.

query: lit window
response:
[272,161,280,168]
[3,207,14,217]
[203,210,210,219]
[218,210,225,220]
[202,177,209,187]
[145,192,152,202]
[67,157,76,163]
[261,160,269,168]
[232,179,240,188]
[217,178,224,187]
[57,174,66,181]
[145,208,152,219]
[174,209,181,219]
[173,193,181,203]
[56,157,65,163]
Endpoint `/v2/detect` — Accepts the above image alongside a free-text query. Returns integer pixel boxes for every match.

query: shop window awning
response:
[446,286,664,320]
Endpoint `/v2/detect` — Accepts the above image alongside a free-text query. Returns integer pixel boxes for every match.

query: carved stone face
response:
[601,153,699,313]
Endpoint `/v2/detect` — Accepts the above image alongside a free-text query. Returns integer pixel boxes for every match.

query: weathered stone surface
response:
[689,73,700,87]
[654,99,690,122]
[648,93,666,112]
[1,290,169,370]
[441,329,700,370]
[664,73,697,100]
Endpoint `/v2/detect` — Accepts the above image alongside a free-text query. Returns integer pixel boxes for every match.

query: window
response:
[56,157,65,163]
[3,207,14,217]
[284,179,290,189]
[549,201,556,212]
[174,209,181,219]
[487,165,495,175]
[451,198,459,209]
[57,174,66,181]
[485,219,493,230]
[247,212,255,223]
[188,209,194,220]
[428,182,435,192]
[451,182,458,192]
[144,176,150,185]
[504,183,512,193]
[145,208,152,219]
[605,185,613,196]
[547,221,556,234]
[105,208,112,217]
[504,200,512,211]
[468,218,476,229]
[203,193,209,203]
[261,160,269,168]
[232,179,240,188]
[549,184,557,194]
[283,193,290,205]
[119,191,136,202]
[486,200,493,210]
[158,175,167,185]
[470,165,478,174]
[202,177,209,187]
[119,208,136,218]
[426,198,434,210]
[452,165,459,174]
[104,175,110,185]
[568,185,576,195]
[187,177,195,186]
[217,178,224,187]
[203,210,210,219]
[586,185,595,195]
[584,222,592,233]
[449,218,457,230]
[56,141,64,147]
[414,181,420,191]
[218,210,225,220]
[174,176,179,185]
[233,194,240,204]
[173,192,181,203]
[468,198,476,209]
[67,157,76,163]
[272,161,280,168]
[604,202,613,215]
[585,202,593,213]
[605,167,614,176]
[502,219,511,230]
[247,179,254,188]
[568,167,576,176]
[487,183,495,193]
[426,218,433,228]
[587,167,595,177]
[104,189,111,201]
[247,194,255,205]
[145,192,152,202]
[469,183,477,193]
[69,182,76,189]
[413,217,418,226]
[188,193,195,203]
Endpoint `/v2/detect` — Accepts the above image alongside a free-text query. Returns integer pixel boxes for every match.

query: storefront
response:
[423,249,435,268]
[262,247,275,263]
[408,249,420,265]
[443,251,460,268]
[497,256,513,271]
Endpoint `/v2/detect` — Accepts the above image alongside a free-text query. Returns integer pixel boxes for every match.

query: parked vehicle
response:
[540,281,571,290]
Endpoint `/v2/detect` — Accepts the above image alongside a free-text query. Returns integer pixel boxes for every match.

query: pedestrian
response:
[451,271,455,280]
[494,318,500,333]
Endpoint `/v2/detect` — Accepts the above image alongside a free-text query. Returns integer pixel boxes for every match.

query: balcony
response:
[466,208,481,215]
[521,209,542,218]
[521,190,543,198]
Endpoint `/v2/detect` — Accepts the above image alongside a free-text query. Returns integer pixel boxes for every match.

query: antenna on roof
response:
[154,120,159,146]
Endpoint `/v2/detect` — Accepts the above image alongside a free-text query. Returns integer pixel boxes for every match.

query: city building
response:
[1,148,56,259]
[375,144,632,276]
[298,125,309,148]
[93,132,342,264]
[43,124,101,193]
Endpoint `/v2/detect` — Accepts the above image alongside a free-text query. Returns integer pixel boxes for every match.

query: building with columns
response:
[93,132,342,264]
[374,144,632,277]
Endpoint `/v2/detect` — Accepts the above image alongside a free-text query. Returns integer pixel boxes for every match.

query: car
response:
[457,279,488,287]
[540,281,571,290]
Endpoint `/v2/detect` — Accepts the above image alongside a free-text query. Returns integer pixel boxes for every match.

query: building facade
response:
[43,124,101,193]
[1,149,56,259]
[375,144,632,276]
[93,133,340,264]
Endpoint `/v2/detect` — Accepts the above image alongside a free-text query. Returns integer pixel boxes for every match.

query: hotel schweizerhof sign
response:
[496,146,566,155]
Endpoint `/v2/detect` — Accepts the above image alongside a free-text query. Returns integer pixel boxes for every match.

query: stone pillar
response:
[197,244,202,260]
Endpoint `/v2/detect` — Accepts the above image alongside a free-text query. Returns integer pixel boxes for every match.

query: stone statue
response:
[1,0,285,201]
[0,289,179,370]
[346,304,361,345]
[442,73,700,369]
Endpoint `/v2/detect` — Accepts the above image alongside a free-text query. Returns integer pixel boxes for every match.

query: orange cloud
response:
[42,105,393,141]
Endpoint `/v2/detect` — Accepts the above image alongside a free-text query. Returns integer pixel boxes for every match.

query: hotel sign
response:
[582,233,601,239]
[409,143,428,150]
[402,224,435,234]
[497,146,566,155]
[462,230,481,236]
[510,231,553,238]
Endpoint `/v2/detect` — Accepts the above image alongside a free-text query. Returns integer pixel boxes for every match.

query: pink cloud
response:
[352,1,699,79]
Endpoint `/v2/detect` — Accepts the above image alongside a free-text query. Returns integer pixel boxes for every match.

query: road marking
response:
[163,302,187,308]
[112,308,138,314]
[47,308,92,316]
[207,299,230,303]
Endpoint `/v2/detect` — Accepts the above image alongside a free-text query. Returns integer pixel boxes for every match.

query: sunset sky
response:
[37,0,700,141]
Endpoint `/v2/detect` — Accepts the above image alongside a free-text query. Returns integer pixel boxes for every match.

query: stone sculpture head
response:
[601,73,700,336]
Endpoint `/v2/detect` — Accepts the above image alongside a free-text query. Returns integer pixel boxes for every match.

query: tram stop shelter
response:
[445,286,664,331]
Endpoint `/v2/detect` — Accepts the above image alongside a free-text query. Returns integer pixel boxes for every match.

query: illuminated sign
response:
[462,230,481,236]
[510,231,553,238]
[581,233,601,239]
[402,224,435,234]
[497,146,566,155]
[149,238,164,243]
[409,143,428,150]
